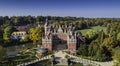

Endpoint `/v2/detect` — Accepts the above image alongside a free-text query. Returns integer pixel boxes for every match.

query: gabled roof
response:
[17,26,27,31]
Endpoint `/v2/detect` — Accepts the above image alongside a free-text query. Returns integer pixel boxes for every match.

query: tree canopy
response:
[113,47,120,66]
[117,32,120,41]
[3,26,16,43]
[29,27,42,47]
[100,37,116,51]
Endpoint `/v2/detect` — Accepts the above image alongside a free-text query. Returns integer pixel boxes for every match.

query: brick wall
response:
[42,43,52,51]
[56,34,67,40]
[67,43,76,51]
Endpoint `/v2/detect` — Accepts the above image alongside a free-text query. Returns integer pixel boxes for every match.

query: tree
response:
[0,46,6,60]
[3,26,17,43]
[97,30,105,44]
[78,44,88,56]
[112,47,120,66]
[100,37,116,51]
[95,47,107,61]
[106,24,110,34]
[88,40,99,57]
[29,27,42,47]
[52,22,59,27]
[0,29,3,44]
[85,30,97,40]
[117,32,120,41]
[13,17,20,25]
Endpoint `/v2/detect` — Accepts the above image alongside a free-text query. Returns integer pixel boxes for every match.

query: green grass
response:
[76,26,107,36]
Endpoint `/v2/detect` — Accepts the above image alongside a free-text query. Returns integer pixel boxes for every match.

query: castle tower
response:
[42,34,53,51]
[42,18,53,51]
[44,18,50,35]
[67,33,77,53]
[44,18,47,35]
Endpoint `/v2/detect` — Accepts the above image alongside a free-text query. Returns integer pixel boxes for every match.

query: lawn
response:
[76,26,107,36]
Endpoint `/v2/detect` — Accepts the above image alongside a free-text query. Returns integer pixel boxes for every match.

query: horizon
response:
[0,0,120,18]
[1,15,120,19]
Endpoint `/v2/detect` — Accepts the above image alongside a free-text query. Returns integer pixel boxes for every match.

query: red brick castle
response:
[42,19,83,53]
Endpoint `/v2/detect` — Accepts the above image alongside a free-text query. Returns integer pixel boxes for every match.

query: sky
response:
[0,0,120,17]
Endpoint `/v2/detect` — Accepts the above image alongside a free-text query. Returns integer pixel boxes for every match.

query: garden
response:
[0,43,38,66]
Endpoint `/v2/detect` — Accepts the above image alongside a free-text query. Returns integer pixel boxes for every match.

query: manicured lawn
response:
[76,26,107,35]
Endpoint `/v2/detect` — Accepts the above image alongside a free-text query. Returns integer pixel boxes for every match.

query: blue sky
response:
[0,0,120,17]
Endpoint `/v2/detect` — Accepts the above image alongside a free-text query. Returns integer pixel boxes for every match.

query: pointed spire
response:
[58,25,63,33]
[46,17,48,23]
[44,17,49,27]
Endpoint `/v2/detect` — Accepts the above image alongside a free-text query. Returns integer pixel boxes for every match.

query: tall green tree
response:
[85,30,97,40]
[112,47,120,66]
[117,32,120,41]
[97,30,105,44]
[29,27,42,47]
[78,44,88,56]
[3,26,16,43]
[100,37,116,51]
[95,47,107,61]
[88,40,99,57]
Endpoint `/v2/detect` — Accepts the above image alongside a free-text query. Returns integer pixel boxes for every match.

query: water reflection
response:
[4,44,34,55]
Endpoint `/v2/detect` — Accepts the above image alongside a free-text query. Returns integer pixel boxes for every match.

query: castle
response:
[42,19,84,53]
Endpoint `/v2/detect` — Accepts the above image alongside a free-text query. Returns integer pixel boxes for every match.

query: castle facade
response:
[42,19,83,53]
